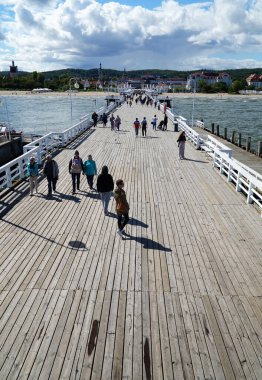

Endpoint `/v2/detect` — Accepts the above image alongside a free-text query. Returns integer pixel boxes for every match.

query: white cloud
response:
[0,0,262,72]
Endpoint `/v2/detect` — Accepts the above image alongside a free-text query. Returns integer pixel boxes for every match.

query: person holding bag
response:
[114,179,129,237]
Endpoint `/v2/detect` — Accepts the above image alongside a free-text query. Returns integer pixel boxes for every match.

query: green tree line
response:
[0,68,262,93]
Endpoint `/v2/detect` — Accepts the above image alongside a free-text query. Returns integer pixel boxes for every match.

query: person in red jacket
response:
[133,117,140,137]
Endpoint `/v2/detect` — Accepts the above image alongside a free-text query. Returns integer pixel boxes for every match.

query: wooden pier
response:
[0,102,262,379]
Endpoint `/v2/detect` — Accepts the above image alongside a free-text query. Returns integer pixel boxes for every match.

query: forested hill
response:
[1,67,262,81]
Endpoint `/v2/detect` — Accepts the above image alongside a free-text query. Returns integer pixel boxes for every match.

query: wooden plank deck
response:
[0,102,262,379]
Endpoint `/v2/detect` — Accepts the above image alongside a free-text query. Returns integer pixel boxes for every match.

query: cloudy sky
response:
[0,0,262,73]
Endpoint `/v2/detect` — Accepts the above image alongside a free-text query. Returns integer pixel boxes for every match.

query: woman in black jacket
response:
[96,166,114,215]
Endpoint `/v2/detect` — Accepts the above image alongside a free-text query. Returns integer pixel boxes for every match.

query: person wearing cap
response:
[26,156,39,196]
[43,154,59,196]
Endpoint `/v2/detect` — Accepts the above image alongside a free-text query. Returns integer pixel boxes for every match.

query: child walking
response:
[114,179,129,237]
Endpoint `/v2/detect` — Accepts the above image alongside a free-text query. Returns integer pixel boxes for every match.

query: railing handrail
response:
[0,97,123,193]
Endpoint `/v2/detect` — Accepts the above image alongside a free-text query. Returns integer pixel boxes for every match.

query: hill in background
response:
[1,67,262,81]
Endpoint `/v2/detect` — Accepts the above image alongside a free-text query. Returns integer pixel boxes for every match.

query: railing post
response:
[247,183,254,204]
[224,127,227,140]
[19,160,25,179]
[216,124,219,136]
[238,133,242,147]
[231,131,235,144]
[236,173,242,192]
[211,123,214,134]
[246,136,251,152]
[258,141,262,157]
[6,167,12,188]
[196,136,200,150]
[227,164,232,182]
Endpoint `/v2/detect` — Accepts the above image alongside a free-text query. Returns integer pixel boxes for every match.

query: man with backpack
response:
[141,117,147,137]
[69,150,84,194]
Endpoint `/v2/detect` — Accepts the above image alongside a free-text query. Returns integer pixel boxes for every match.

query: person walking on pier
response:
[177,131,186,160]
[133,118,140,137]
[141,117,147,137]
[69,150,84,194]
[26,156,39,196]
[83,154,97,191]
[102,113,108,127]
[92,111,98,127]
[110,114,115,131]
[43,154,59,196]
[163,113,168,130]
[114,115,121,131]
[151,115,157,131]
[97,166,114,215]
[114,179,129,237]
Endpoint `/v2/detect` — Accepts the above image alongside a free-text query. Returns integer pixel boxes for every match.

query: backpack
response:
[70,158,82,173]
[141,119,147,127]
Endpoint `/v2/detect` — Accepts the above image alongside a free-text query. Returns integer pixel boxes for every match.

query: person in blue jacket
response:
[83,155,97,191]
[26,156,39,196]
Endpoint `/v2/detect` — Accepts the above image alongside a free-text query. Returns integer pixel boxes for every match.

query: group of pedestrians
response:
[109,114,121,131]
[132,113,168,136]
[26,150,130,238]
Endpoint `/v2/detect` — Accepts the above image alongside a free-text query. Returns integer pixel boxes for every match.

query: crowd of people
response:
[26,101,186,238]
[26,150,130,238]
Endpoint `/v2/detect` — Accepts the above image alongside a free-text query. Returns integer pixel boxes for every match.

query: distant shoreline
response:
[0,90,260,99]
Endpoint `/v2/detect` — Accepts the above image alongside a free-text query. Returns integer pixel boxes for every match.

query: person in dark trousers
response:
[133,118,140,137]
[163,113,168,130]
[177,131,186,159]
[43,154,59,196]
[97,166,114,215]
[92,112,98,127]
[69,150,84,194]
[114,179,129,237]
[141,117,147,137]
[110,114,115,130]
[26,156,39,196]
[102,113,108,127]
[83,155,97,191]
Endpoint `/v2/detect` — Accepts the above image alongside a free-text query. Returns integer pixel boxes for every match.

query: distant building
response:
[246,74,262,88]
[187,71,232,90]
[9,60,18,78]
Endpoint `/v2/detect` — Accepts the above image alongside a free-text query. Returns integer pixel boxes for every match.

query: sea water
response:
[172,95,262,148]
[0,94,106,135]
[0,94,261,149]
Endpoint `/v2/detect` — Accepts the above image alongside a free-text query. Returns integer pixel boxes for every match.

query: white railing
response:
[213,149,262,212]
[176,116,202,149]
[168,110,262,214]
[196,120,205,129]
[0,98,124,192]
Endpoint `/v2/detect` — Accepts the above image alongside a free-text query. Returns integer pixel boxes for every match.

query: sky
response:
[0,0,262,73]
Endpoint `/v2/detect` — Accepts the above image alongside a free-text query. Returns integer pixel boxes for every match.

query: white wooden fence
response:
[0,100,122,192]
[166,109,262,215]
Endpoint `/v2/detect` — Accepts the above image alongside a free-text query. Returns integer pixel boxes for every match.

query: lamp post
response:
[191,79,196,128]
[69,77,80,126]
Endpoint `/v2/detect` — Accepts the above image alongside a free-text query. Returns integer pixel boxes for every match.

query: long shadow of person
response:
[123,234,172,252]
[52,191,81,203]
